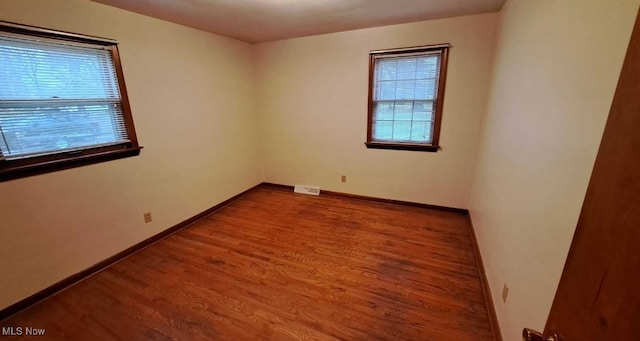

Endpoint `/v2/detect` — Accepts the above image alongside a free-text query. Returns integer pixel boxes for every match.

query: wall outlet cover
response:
[502,283,509,302]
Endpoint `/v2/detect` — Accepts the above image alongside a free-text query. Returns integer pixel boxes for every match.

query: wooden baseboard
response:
[1,180,501,341]
[466,215,503,341]
[260,182,468,214]
[0,183,262,321]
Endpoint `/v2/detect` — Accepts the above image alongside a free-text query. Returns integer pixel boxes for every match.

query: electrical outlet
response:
[502,283,509,302]
[144,212,152,223]
[341,175,346,183]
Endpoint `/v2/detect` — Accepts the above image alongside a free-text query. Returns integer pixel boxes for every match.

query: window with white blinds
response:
[366,45,449,152]
[0,22,140,181]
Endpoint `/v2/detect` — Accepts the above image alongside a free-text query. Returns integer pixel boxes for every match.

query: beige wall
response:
[255,14,498,209]
[0,0,262,309]
[469,0,639,339]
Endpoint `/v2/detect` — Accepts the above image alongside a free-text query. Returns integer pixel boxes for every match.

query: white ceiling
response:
[91,0,506,43]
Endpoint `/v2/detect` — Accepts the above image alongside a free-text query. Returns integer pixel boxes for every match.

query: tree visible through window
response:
[0,22,140,181]
[366,45,449,152]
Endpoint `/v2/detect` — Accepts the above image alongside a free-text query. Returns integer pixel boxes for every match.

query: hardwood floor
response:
[1,185,493,340]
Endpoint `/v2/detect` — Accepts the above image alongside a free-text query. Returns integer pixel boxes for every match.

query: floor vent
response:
[294,185,320,196]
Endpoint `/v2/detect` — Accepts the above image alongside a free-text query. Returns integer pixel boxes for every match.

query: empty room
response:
[1,0,639,340]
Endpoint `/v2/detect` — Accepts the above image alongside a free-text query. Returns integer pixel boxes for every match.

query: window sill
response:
[365,142,440,152]
[0,145,143,182]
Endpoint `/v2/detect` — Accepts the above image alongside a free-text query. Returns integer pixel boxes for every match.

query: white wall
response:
[0,0,262,310]
[469,0,640,339]
[255,14,498,209]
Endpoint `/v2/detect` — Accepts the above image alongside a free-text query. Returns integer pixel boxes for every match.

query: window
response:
[0,21,140,181]
[366,44,449,152]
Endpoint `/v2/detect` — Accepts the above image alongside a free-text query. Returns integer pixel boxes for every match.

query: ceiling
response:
[91,0,506,44]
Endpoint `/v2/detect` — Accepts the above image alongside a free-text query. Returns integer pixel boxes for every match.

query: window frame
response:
[0,21,141,182]
[365,44,450,152]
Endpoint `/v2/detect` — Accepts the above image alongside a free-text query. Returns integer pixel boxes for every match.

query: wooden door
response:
[527,8,640,341]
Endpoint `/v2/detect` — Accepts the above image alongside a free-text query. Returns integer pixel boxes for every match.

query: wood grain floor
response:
[1,185,493,340]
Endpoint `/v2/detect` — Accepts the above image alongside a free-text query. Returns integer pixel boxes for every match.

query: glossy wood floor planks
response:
[1,186,493,340]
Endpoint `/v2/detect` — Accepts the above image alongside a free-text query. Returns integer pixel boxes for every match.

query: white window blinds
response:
[372,51,442,144]
[0,34,129,160]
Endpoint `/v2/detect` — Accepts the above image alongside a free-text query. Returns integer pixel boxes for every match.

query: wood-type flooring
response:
[1,185,493,340]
